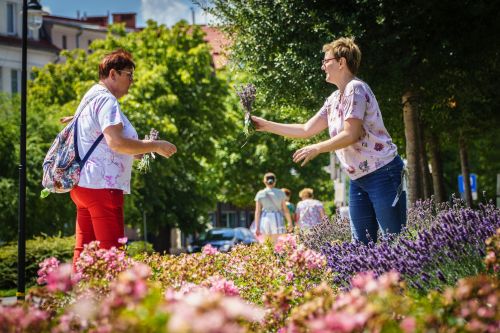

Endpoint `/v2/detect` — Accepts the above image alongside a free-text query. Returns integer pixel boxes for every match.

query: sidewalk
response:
[1,297,17,305]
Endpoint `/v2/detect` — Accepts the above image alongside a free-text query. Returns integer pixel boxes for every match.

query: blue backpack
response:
[41,91,104,195]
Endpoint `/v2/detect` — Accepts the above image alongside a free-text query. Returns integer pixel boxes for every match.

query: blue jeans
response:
[349,155,406,244]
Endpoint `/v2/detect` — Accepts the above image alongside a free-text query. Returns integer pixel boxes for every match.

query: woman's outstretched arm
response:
[251,112,328,139]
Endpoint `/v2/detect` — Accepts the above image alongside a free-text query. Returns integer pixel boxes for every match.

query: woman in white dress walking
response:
[254,172,292,240]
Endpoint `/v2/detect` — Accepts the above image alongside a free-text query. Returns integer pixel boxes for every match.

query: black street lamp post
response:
[17,0,47,302]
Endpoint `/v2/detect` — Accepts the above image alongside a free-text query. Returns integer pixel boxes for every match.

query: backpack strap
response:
[264,190,282,211]
[72,89,107,167]
[72,87,108,123]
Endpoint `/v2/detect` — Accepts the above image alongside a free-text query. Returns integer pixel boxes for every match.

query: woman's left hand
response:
[293,144,321,166]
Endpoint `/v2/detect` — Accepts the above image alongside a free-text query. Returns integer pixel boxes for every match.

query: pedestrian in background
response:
[296,188,326,229]
[254,172,292,241]
[281,188,296,232]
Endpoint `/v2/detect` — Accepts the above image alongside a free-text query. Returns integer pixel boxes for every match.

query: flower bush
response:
[1,204,499,332]
[485,227,500,273]
[281,271,499,333]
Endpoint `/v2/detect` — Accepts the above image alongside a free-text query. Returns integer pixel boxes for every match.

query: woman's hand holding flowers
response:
[250,115,268,131]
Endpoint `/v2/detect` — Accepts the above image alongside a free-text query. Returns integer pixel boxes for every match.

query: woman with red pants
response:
[69,49,177,268]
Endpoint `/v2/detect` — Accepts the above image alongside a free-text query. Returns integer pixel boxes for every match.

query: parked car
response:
[187,227,257,253]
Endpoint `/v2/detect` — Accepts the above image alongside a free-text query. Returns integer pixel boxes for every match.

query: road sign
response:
[458,173,477,193]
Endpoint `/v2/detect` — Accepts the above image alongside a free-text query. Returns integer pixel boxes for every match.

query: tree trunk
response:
[459,133,473,207]
[151,225,172,254]
[402,91,422,205]
[417,119,433,199]
[428,132,447,202]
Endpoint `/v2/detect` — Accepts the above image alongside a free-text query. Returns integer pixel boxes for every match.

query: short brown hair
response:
[281,188,291,197]
[299,188,314,199]
[98,49,135,79]
[322,37,361,75]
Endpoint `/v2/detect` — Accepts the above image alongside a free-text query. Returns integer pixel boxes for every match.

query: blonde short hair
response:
[322,37,361,75]
[299,188,314,199]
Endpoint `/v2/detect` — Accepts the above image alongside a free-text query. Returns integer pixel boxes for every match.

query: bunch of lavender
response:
[137,128,159,173]
[236,83,256,147]
[321,203,500,292]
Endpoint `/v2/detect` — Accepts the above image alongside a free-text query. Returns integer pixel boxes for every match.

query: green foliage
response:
[205,0,500,202]
[0,19,338,244]
[127,241,154,257]
[0,21,236,242]
[0,235,73,289]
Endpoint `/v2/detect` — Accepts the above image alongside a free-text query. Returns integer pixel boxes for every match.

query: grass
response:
[0,288,16,297]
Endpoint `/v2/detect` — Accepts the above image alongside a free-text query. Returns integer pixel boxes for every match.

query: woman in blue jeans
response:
[251,37,406,244]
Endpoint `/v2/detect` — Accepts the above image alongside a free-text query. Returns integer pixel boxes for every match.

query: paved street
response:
[1,297,17,305]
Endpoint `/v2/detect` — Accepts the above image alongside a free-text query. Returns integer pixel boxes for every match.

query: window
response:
[62,35,67,49]
[220,211,238,228]
[7,2,17,35]
[11,69,20,94]
[208,212,216,227]
[239,212,248,227]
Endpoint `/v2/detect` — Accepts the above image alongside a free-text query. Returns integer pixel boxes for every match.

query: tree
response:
[1,21,233,242]
[204,0,500,205]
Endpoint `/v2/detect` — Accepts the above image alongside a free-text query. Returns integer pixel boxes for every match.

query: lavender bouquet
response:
[236,83,256,147]
[137,128,159,173]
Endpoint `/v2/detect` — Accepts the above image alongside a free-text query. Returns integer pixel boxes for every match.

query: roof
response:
[0,35,60,53]
[44,14,140,32]
[44,15,109,32]
[200,25,231,69]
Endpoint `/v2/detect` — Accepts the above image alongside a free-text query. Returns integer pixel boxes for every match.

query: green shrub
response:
[0,235,74,289]
[126,241,154,257]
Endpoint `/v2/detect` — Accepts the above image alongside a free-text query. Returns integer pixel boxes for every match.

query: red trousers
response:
[70,186,124,268]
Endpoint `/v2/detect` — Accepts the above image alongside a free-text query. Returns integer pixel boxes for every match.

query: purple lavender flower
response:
[321,202,500,292]
[236,84,256,147]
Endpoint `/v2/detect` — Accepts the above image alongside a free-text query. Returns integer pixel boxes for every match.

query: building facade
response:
[0,0,59,93]
[0,0,139,94]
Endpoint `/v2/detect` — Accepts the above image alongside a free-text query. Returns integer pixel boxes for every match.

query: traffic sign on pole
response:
[458,173,477,193]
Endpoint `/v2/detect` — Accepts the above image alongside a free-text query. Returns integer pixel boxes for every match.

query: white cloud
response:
[141,0,218,26]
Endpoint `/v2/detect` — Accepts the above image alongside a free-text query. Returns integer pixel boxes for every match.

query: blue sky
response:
[42,0,212,27]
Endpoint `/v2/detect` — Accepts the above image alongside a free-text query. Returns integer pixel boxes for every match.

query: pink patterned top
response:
[76,84,138,193]
[317,78,398,180]
[296,199,324,228]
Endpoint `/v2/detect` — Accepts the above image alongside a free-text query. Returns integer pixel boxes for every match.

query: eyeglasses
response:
[118,70,134,81]
[321,57,337,66]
